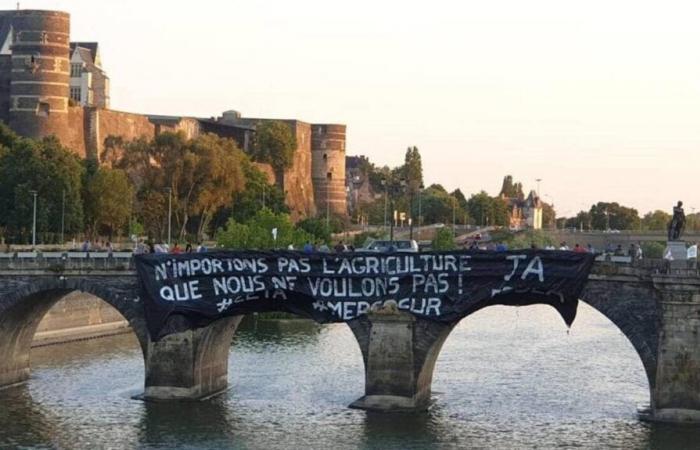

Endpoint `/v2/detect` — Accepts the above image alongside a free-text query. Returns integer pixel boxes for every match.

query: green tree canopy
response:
[499,175,524,199]
[217,208,312,250]
[466,191,509,226]
[402,146,423,194]
[641,210,671,231]
[0,128,84,244]
[114,132,248,240]
[589,202,640,230]
[253,121,297,177]
[84,168,134,238]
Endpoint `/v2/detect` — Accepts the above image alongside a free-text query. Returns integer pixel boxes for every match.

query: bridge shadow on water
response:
[4,295,700,448]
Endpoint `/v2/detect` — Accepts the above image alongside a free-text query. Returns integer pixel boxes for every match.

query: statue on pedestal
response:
[668,201,686,241]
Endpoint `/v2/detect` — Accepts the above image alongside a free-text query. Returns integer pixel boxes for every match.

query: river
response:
[1,304,699,449]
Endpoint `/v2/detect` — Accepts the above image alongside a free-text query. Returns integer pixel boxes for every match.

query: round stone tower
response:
[9,10,70,139]
[311,123,347,217]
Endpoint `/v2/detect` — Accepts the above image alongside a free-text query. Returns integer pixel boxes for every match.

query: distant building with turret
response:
[0,9,347,221]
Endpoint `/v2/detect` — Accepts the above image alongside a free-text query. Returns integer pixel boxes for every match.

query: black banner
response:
[135,250,596,340]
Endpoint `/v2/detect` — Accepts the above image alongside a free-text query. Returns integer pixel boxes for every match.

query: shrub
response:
[432,227,455,251]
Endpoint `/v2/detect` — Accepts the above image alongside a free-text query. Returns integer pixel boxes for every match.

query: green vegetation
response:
[0,125,84,243]
[216,208,313,250]
[84,168,133,238]
[490,229,555,250]
[432,227,456,250]
[0,124,291,245]
[252,121,297,176]
[641,241,665,258]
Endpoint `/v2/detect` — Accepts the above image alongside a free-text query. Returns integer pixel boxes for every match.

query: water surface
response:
[2,304,700,449]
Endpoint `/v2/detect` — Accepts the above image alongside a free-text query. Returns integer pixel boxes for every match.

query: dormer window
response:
[70,63,82,77]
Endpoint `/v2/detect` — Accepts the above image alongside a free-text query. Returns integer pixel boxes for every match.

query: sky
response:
[16,0,700,216]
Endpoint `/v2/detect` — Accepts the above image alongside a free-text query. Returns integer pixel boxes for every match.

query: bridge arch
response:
[0,276,148,389]
[348,279,661,412]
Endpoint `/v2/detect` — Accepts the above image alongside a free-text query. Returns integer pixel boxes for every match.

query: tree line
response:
[559,202,700,232]
[0,121,305,245]
[355,148,555,229]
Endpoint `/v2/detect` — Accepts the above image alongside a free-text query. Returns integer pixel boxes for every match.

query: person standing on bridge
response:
[688,242,697,268]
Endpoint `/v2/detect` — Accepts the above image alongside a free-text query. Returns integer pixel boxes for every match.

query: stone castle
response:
[0,9,347,220]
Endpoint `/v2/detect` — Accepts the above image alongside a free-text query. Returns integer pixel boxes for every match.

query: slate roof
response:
[0,12,13,54]
[70,42,98,64]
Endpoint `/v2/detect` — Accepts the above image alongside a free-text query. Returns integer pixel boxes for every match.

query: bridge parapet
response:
[0,252,134,271]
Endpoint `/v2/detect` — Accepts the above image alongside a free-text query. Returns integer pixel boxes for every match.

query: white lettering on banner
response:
[159,280,202,302]
[505,255,527,281]
[521,256,544,282]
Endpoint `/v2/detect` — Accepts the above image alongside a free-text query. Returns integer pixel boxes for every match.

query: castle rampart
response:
[0,9,349,220]
[311,123,347,217]
[8,10,70,139]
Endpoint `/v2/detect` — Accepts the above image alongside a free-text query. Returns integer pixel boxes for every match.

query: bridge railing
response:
[0,252,135,271]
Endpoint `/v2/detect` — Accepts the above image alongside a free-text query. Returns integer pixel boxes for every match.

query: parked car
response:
[362,239,419,253]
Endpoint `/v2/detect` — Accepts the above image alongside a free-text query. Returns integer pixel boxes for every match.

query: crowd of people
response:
[132,240,208,255]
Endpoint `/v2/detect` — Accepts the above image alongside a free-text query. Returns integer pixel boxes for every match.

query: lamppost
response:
[409,188,415,241]
[165,187,172,246]
[60,188,65,245]
[452,194,456,237]
[262,184,266,209]
[29,190,37,247]
[388,178,407,242]
[381,179,388,231]
[418,183,424,239]
[326,172,332,228]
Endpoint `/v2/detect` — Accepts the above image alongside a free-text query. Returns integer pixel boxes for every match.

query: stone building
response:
[0,9,347,221]
[69,42,109,108]
[502,190,543,230]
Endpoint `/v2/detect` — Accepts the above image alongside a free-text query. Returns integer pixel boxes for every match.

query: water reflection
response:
[138,399,243,449]
[0,385,59,449]
[0,308,698,448]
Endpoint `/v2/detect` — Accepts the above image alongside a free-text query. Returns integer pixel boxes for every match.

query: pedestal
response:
[665,241,687,268]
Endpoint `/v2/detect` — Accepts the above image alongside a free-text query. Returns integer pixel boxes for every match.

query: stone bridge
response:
[0,258,699,423]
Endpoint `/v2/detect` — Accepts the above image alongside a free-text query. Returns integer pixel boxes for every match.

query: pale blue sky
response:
[18,0,700,216]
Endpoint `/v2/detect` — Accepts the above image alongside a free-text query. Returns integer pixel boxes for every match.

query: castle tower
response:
[8,10,70,139]
[311,123,347,217]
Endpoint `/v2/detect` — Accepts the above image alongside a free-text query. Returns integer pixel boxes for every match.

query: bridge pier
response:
[143,315,242,401]
[348,308,454,411]
[650,274,700,422]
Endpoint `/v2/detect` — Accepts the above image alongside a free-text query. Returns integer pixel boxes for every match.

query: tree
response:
[216,160,287,227]
[642,210,671,231]
[253,121,297,179]
[0,131,84,243]
[217,208,312,250]
[589,202,640,230]
[499,175,523,199]
[466,191,509,226]
[432,227,456,250]
[84,168,133,238]
[114,132,248,240]
[296,217,332,243]
[541,202,556,229]
[403,146,423,194]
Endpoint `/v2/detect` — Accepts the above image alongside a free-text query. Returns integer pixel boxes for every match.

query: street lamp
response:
[326,172,332,227]
[452,194,456,237]
[165,187,172,246]
[418,183,424,239]
[388,178,407,242]
[29,190,37,247]
[381,179,388,231]
[60,189,65,245]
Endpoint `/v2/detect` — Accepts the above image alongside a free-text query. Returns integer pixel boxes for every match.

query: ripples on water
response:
[2,304,700,449]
